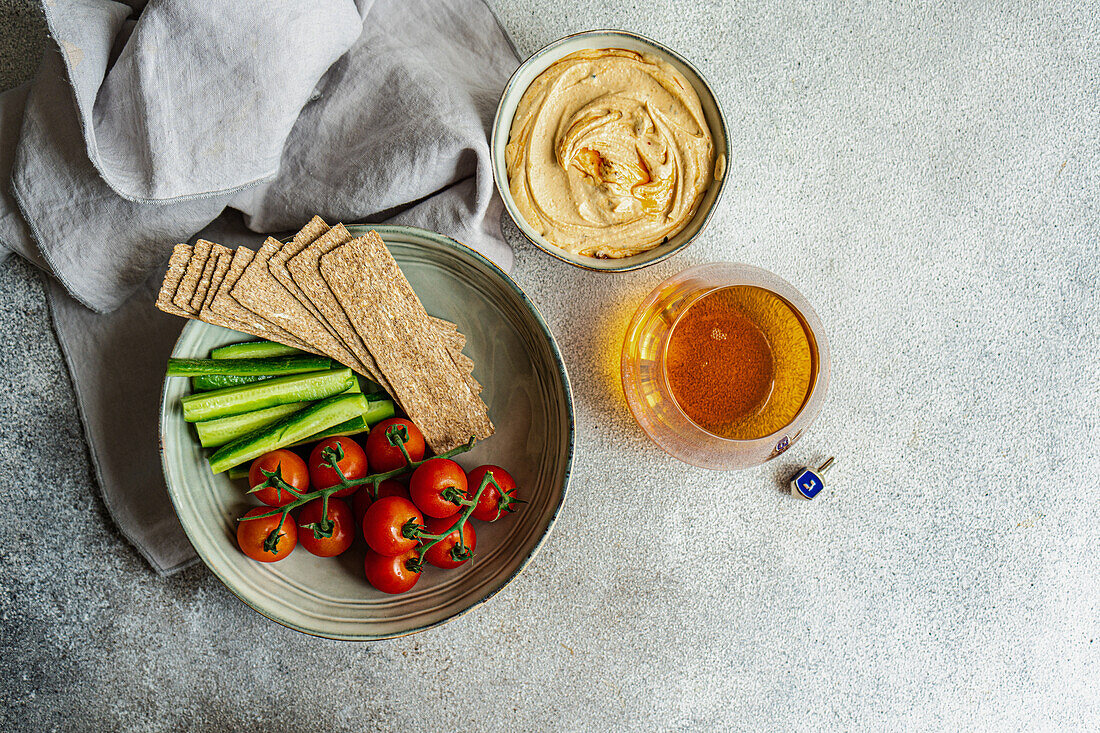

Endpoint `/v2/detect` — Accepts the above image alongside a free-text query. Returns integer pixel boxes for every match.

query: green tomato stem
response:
[240,437,477,529]
[262,508,291,555]
[409,471,493,571]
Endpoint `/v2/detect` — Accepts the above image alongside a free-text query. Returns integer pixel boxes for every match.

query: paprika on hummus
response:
[505,48,719,259]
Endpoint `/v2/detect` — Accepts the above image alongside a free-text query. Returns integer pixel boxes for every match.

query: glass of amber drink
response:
[621,263,830,470]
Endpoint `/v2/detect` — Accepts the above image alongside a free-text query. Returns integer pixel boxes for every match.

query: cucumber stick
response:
[225,409,390,477]
[181,368,354,422]
[194,371,365,392]
[287,416,370,447]
[192,382,367,447]
[288,396,395,446]
[208,394,368,473]
[194,402,310,448]
[194,375,361,395]
[191,374,273,392]
[210,340,304,360]
[226,418,368,479]
[167,355,331,377]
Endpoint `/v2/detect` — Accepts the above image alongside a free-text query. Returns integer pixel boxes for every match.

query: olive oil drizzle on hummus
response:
[506,49,718,259]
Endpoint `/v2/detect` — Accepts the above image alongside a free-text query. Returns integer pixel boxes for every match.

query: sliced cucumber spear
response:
[196,374,362,396]
[208,394,368,474]
[167,355,331,377]
[287,396,395,446]
[224,407,391,476]
[194,402,310,448]
[191,374,273,392]
[181,368,354,422]
[193,381,372,447]
[210,340,305,360]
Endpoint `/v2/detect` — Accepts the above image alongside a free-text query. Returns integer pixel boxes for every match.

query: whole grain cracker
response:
[286,225,391,389]
[155,244,194,317]
[172,239,213,311]
[450,348,480,392]
[207,247,314,351]
[231,236,370,372]
[320,231,493,452]
[269,216,337,331]
[189,246,221,311]
[197,245,232,314]
[441,329,477,392]
[288,228,471,388]
[288,229,473,391]
[444,328,467,352]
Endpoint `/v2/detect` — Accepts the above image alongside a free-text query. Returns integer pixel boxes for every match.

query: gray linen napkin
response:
[0,0,519,573]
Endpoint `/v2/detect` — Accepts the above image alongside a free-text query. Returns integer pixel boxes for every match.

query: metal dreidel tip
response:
[790,457,835,500]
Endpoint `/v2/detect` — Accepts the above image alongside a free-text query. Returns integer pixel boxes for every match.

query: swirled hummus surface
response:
[506,48,718,259]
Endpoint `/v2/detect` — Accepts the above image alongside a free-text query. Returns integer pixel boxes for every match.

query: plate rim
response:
[159,224,575,641]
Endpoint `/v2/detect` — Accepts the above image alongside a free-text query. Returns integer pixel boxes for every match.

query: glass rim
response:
[657,280,826,447]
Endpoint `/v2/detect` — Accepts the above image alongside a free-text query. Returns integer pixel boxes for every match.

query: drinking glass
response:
[621,262,830,470]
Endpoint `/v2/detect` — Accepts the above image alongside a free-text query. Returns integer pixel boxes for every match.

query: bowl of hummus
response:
[492,30,729,271]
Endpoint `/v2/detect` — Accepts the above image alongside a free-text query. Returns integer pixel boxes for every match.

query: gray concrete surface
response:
[2,0,1099,730]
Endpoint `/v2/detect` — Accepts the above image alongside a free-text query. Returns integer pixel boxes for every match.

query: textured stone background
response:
[2,0,1098,730]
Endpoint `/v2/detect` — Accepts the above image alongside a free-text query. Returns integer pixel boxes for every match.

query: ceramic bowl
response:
[491,29,730,272]
[159,225,574,640]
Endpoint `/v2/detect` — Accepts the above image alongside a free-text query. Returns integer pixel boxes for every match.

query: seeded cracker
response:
[155,244,194,317]
[286,224,392,389]
[232,236,369,372]
[172,238,213,311]
[189,246,221,312]
[198,245,232,314]
[207,247,313,351]
[268,216,339,334]
[320,231,493,453]
[288,229,475,394]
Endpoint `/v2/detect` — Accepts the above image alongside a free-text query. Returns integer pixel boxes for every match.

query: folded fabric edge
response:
[477,0,522,61]
[11,179,124,314]
[44,279,199,576]
[0,82,47,269]
[37,1,350,206]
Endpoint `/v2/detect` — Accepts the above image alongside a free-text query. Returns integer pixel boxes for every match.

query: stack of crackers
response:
[155,216,493,453]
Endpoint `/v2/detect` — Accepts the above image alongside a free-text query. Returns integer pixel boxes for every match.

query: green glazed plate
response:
[159,225,574,640]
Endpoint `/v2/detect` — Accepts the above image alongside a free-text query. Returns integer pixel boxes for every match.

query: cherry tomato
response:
[364,547,421,594]
[297,497,354,558]
[465,465,520,522]
[362,496,422,556]
[421,515,477,570]
[351,479,409,527]
[237,507,297,562]
[364,418,426,473]
[409,458,467,518]
[308,437,368,497]
[248,450,309,507]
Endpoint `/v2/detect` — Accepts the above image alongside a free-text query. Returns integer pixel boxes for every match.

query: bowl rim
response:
[490,28,731,273]
[159,223,575,641]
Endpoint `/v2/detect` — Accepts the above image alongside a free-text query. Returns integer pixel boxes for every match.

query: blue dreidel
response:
[790,457,835,499]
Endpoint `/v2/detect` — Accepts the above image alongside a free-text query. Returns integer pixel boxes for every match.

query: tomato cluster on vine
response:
[234,418,522,594]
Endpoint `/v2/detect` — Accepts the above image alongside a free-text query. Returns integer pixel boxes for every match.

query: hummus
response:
[506,48,719,259]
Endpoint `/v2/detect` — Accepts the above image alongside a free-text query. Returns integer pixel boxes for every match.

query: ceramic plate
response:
[160,225,574,640]
[490,29,730,272]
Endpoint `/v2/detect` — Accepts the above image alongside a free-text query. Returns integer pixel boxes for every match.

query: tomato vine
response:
[238,423,489,568]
